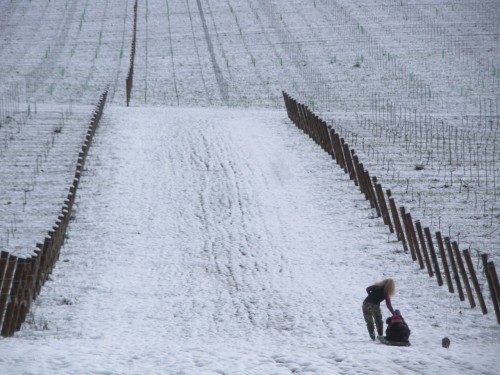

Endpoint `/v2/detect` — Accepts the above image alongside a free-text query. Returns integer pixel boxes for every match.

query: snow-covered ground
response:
[0,0,499,374]
[2,107,498,374]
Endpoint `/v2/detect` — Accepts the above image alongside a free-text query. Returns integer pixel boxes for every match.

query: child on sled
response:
[381,309,411,346]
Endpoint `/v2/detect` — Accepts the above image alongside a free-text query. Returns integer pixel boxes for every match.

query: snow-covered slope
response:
[1,107,497,374]
[0,0,499,374]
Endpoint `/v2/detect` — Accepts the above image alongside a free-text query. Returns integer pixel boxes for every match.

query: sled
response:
[378,336,411,347]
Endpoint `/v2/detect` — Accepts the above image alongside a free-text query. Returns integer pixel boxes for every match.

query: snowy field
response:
[0,0,499,374]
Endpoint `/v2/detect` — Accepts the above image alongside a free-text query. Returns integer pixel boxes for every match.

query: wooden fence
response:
[0,89,109,337]
[125,0,138,106]
[283,91,500,324]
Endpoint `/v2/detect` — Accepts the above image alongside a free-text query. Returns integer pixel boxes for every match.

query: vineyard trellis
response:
[0,89,109,337]
[283,91,500,324]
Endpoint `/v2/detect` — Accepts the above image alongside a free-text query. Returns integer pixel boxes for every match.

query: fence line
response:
[282,91,499,323]
[0,89,108,337]
[125,0,138,106]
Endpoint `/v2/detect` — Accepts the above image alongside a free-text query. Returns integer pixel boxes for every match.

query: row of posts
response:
[282,91,500,324]
[0,89,109,337]
[125,0,138,107]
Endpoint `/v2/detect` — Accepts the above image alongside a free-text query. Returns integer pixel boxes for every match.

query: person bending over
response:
[362,278,396,340]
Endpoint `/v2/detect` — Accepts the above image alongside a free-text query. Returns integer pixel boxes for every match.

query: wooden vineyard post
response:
[352,155,366,196]
[408,214,424,268]
[374,182,393,233]
[296,101,303,128]
[294,101,302,129]
[452,241,475,308]
[23,255,39,315]
[424,227,443,286]
[415,220,431,273]
[482,255,500,324]
[292,95,298,124]
[369,177,382,218]
[29,250,41,301]
[293,98,300,126]
[287,96,294,125]
[312,114,319,145]
[445,237,464,301]
[306,108,314,138]
[326,126,336,160]
[363,169,378,212]
[282,92,294,121]
[290,95,298,123]
[400,207,416,261]
[36,241,49,295]
[292,97,299,125]
[330,129,346,171]
[46,232,56,276]
[300,105,309,135]
[388,197,408,251]
[487,262,500,310]
[343,142,356,183]
[126,75,132,107]
[330,129,341,167]
[0,252,16,334]
[14,259,31,332]
[320,120,332,157]
[436,231,454,293]
[463,250,487,314]
[312,115,320,148]
[336,134,348,173]
[299,104,308,132]
[295,102,303,131]
[306,109,316,143]
[288,96,298,126]
[305,109,314,140]
[1,257,25,337]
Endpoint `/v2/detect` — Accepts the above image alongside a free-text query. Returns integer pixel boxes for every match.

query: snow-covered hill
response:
[0,0,499,374]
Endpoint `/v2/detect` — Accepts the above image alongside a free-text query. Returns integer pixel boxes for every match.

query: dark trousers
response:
[362,302,383,336]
